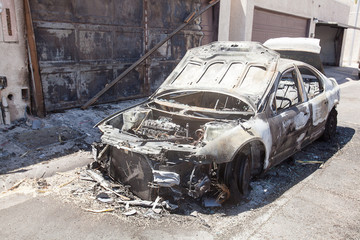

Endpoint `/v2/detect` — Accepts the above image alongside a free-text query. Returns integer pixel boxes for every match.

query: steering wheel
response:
[276,96,292,110]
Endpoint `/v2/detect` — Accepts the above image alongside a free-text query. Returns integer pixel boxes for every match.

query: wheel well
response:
[230,141,266,176]
[248,141,266,176]
[217,141,266,182]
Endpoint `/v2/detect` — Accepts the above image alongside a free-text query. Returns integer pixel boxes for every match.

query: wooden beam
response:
[24,0,45,117]
[81,0,220,110]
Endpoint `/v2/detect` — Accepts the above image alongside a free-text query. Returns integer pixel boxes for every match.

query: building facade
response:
[218,0,360,67]
[0,0,29,122]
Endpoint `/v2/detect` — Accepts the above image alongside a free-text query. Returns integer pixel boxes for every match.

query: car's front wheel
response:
[322,108,338,141]
[224,151,252,203]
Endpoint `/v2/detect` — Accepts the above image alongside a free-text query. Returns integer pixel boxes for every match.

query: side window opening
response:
[298,67,324,99]
[274,69,301,111]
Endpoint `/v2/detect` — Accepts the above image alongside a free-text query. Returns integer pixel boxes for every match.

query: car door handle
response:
[324,100,328,105]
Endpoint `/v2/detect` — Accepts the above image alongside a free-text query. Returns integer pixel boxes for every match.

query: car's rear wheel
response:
[224,152,252,203]
[322,108,337,141]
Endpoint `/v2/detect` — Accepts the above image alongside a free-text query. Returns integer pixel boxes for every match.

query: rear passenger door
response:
[297,65,327,140]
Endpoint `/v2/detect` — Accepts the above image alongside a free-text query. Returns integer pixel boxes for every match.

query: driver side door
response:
[268,67,312,167]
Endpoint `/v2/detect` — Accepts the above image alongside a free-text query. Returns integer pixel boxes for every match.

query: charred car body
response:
[93,40,340,203]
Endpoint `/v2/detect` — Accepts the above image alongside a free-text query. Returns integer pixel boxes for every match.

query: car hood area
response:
[154,42,280,108]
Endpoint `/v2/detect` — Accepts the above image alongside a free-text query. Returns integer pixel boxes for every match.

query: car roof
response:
[276,58,323,74]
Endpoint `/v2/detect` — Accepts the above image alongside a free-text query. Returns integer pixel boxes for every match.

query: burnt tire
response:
[224,152,252,203]
[322,108,337,141]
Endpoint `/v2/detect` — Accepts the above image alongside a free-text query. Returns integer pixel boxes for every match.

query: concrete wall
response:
[341,1,360,67]
[219,0,359,67]
[0,0,29,122]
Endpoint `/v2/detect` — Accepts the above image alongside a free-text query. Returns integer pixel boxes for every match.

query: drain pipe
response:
[0,93,3,125]
[0,76,9,125]
[2,96,10,125]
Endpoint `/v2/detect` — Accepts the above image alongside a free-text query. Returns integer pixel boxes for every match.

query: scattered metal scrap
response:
[86,170,130,201]
[80,168,179,216]
[117,199,178,211]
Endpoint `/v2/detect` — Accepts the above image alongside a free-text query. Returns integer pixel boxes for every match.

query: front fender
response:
[195,118,272,166]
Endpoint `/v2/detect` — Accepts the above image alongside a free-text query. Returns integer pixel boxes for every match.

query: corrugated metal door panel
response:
[252,8,309,43]
[200,0,219,45]
[30,0,145,111]
[29,0,218,112]
[146,0,217,93]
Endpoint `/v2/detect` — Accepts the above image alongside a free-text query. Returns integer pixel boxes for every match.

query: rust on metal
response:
[184,11,195,23]
[24,0,45,117]
[81,0,220,109]
[28,0,218,112]
[6,8,12,36]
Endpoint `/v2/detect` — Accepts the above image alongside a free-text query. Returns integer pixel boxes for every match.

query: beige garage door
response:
[252,8,309,43]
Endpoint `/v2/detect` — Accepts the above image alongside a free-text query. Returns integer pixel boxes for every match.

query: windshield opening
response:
[156,91,252,112]
[238,66,268,95]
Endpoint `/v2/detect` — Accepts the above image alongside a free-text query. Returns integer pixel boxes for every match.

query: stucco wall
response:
[219,0,359,67]
[341,1,360,67]
[0,0,29,122]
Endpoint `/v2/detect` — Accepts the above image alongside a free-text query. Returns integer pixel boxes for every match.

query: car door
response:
[267,66,312,167]
[297,65,328,140]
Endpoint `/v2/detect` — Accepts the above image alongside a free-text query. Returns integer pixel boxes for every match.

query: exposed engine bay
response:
[93,90,254,202]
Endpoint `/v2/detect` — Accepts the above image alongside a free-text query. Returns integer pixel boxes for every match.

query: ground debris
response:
[59,177,78,188]
[86,169,130,201]
[1,178,26,193]
[296,160,324,164]
[83,208,115,213]
[37,178,49,189]
[123,209,137,216]
[96,192,114,203]
[203,197,221,208]
[86,169,111,189]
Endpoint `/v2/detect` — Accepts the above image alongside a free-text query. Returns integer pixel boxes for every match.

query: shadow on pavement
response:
[0,121,91,175]
[176,125,355,216]
[224,125,354,216]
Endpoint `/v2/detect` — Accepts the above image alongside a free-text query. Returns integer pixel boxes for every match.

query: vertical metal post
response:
[24,0,45,117]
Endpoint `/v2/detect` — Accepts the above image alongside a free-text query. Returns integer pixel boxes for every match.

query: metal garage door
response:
[29,0,218,112]
[315,24,344,66]
[252,8,309,43]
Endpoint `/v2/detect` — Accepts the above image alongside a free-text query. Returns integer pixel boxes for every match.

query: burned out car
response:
[93,41,340,203]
